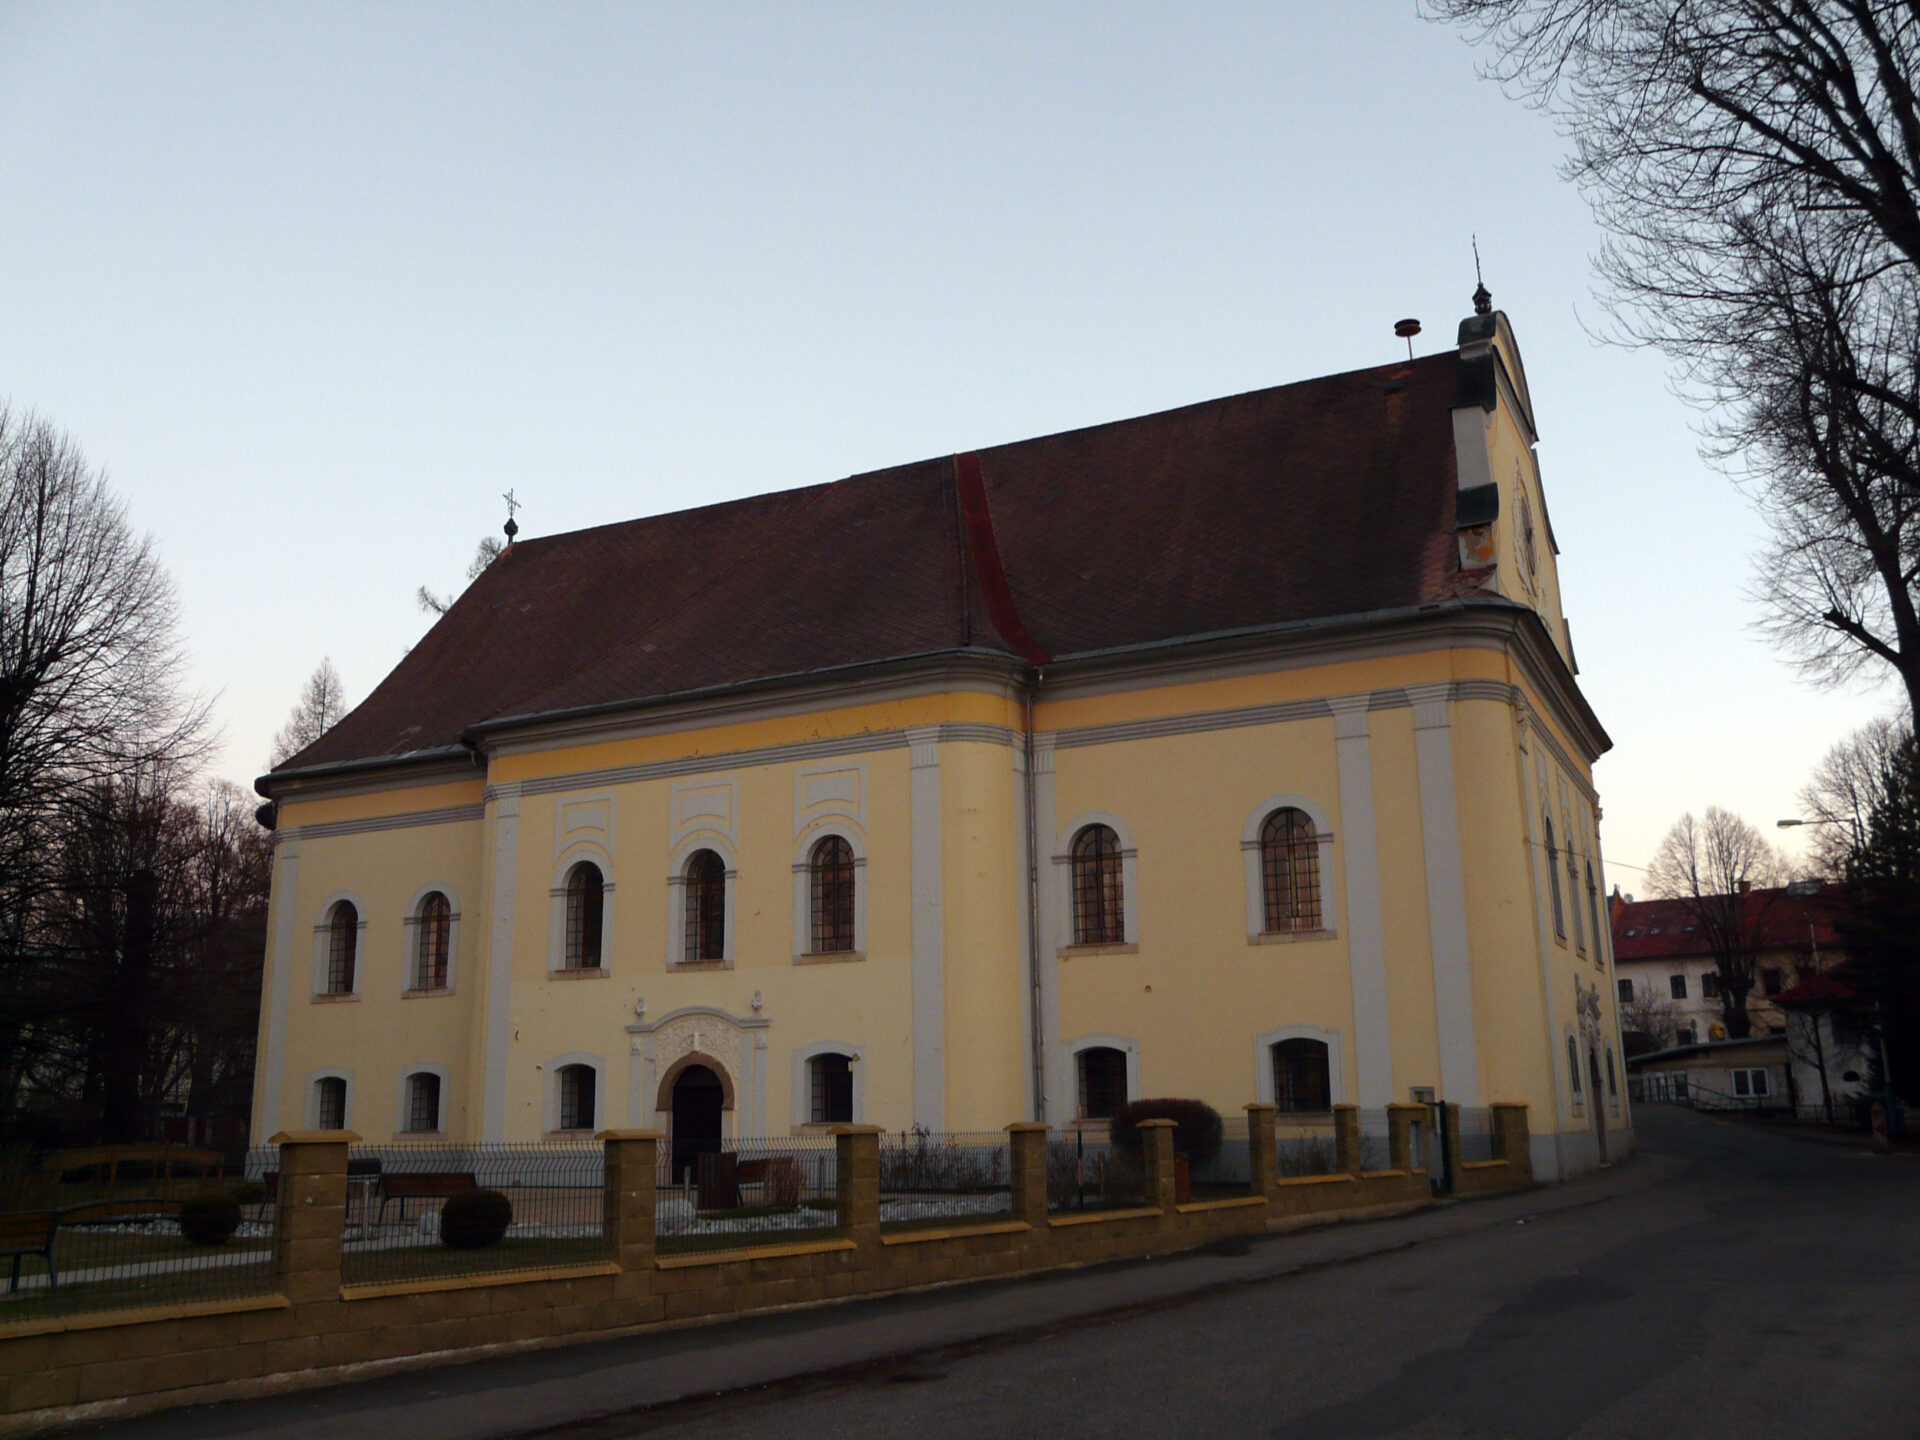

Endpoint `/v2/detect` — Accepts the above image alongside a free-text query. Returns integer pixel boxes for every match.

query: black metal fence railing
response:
[0,1146,277,1322]
[878,1130,1010,1232]
[1192,1137,1252,1191]
[654,1135,840,1258]
[1455,1108,1498,1165]
[1045,1133,1147,1213]
[1356,1109,1394,1172]
[1272,1117,1341,1178]
[338,1141,606,1287]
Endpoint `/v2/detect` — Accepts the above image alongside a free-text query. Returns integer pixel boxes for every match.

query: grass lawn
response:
[339,1234,610,1286]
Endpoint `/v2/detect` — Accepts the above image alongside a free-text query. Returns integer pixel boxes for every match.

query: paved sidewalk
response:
[73,1156,1668,1440]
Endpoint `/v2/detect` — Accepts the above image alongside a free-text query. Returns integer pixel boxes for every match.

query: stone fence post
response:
[600,1130,660,1274]
[1490,1103,1533,1184]
[1244,1104,1277,1196]
[1333,1105,1363,1176]
[1386,1104,1426,1174]
[1137,1118,1178,1211]
[1006,1123,1050,1227]
[834,1125,884,1254]
[269,1129,354,1304]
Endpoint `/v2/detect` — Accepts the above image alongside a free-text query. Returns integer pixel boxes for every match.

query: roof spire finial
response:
[502,487,521,543]
[1471,235,1492,316]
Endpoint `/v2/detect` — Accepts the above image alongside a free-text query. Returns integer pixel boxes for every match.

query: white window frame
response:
[791,822,867,960]
[668,835,737,968]
[1053,812,1139,950]
[1731,1067,1771,1098]
[396,1065,450,1136]
[548,845,616,975]
[790,1040,865,1128]
[1241,795,1338,940]
[1252,1024,1345,1108]
[305,1068,353,1131]
[545,1052,606,1134]
[311,891,368,997]
[403,883,461,992]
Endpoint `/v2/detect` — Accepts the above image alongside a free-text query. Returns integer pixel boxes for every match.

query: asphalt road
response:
[72,1107,1920,1440]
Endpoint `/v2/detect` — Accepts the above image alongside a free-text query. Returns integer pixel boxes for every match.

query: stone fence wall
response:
[0,1101,1532,1431]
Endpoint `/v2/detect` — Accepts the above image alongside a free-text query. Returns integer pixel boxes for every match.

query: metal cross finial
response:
[502,488,521,541]
[1471,236,1492,316]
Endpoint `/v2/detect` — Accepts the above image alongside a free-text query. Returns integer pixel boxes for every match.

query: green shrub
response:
[178,1193,243,1246]
[440,1188,513,1249]
[1107,1099,1224,1168]
[229,1180,269,1207]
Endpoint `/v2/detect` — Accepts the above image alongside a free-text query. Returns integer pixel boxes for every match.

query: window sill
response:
[310,992,360,1004]
[671,959,732,972]
[401,987,455,999]
[1058,943,1138,958]
[393,1130,446,1141]
[793,1121,855,1134]
[543,1129,598,1140]
[1248,928,1337,946]
[795,950,865,965]
[548,966,610,980]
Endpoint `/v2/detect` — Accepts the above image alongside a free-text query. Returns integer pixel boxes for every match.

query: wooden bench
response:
[0,1212,57,1293]
[376,1172,476,1223]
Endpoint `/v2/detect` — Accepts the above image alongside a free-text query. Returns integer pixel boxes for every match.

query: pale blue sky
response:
[0,1,1892,880]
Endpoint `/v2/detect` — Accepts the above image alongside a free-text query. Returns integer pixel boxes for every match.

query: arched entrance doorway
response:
[670,1064,726,1183]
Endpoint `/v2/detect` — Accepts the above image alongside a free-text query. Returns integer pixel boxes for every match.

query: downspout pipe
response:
[1025,667,1046,1122]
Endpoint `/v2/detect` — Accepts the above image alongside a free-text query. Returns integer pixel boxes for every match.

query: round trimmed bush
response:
[229,1180,269,1208]
[178,1193,243,1246]
[1107,1099,1224,1169]
[440,1188,513,1249]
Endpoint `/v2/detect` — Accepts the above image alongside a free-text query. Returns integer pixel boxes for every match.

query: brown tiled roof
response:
[1610,887,1846,962]
[277,351,1472,775]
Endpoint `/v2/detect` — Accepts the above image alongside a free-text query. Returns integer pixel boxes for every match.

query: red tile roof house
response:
[1609,884,1846,1052]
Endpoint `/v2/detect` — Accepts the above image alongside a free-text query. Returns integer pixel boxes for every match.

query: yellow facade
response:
[255,310,1630,1182]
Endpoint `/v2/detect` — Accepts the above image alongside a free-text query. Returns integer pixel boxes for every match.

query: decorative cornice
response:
[279,803,486,843]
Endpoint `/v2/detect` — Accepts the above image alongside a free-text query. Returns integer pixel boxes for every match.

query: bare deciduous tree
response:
[1619,985,1680,1055]
[268,659,345,768]
[1648,807,1792,1038]
[0,405,208,859]
[1425,2,1920,728]
[1798,714,1914,875]
[415,535,505,617]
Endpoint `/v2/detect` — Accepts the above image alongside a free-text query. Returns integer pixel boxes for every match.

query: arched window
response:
[1544,818,1565,939]
[314,1075,347,1130]
[1076,1046,1127,1120]
[1260,808,1321,933]
[808,1052,853,1124]
[1586,862,1602,958]
[684,850,726,963]
[403,1072,441,1133]
[809,835,856,954]
[1271,1038,1332,1113]
[414,892,451,990]
[564,862,604,970]
[1569,848,1586,950]
[1605,1047,1618,1098]
[1071,825,1125,946]
[326,902,358,993]
[1567,1035,1582,1096]
[557,1064,596,1131]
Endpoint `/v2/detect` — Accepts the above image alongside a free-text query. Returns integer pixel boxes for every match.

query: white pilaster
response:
[255,836,300,1138]
[1331,697,1393,1109]
[907,726,946,1131]
[1409,684,1480,1106]
[1518,718,1569,1181]
[481,784,522,1141]
[1032,736,1062,1121]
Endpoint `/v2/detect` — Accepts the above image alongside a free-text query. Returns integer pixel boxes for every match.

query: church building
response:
[254,295,1629,1182]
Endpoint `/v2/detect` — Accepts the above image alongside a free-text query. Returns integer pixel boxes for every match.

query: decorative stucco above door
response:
[627,1001,769,1133]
